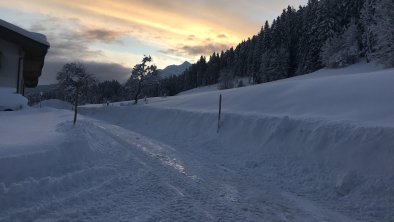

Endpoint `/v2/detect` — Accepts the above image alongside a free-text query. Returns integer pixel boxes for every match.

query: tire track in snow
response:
[83,120,266,221]
[86,120,358,222]
[85,114,363,222]
[91,121,201,182]
[83,120,304,221]
[2,118,360,221]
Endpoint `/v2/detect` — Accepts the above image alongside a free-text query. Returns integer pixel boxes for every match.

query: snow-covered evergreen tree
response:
[159,0,393,95]
[321,21,360,68]
[373,0,394,67]
[360,0,377,63]
[297,0,322,74]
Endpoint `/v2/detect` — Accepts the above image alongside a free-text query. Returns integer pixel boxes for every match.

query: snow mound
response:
[82,103,394,221]
[177,84,218,96]
[0,109,69,154]
[0,88,28,111]
[301,61,384,78]
[143,63,394,127]
[0,118,120,218]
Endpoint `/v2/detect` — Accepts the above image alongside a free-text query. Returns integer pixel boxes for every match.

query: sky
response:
[0,0,307,85]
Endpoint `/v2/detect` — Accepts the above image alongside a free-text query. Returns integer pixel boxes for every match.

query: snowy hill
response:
[148,62,393,126]
[177,84,218,96]
[159,61,191,79]
[34,99,73,110]
[1,62,394,221]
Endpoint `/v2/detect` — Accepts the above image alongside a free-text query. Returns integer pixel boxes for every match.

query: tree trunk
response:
[133,79,143,104]
[217,94,222,133]
[73,85,79,125]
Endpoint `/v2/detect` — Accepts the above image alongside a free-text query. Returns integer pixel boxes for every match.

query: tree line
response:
[28,57,160,105]
[28,0,393,104]
[161,0,394,95]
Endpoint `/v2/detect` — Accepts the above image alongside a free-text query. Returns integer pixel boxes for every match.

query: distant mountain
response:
[159,61,191,79]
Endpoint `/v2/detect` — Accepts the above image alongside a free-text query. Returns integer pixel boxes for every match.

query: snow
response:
[0,108,70,155]
[0,88,28,111]
[177,84,218,96]
[1,62,394,221]
[35,99,73,110]
[0,19,50,46]
[148,62,394,127]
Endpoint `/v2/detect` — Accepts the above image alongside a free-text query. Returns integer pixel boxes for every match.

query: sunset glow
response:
[0,0,307,84]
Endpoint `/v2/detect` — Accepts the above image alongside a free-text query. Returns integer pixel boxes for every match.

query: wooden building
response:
[0,19,50,94]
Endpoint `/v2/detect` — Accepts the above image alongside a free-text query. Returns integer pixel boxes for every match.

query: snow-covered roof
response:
[0,19,50,87]
[0,19,49,46]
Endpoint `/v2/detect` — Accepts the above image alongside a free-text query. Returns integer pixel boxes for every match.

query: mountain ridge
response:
[159,61,191,79]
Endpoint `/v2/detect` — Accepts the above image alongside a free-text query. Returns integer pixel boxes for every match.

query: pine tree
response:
[159,0,393,95]
[373,0,394,67]
[361,0,377,62]
[321,21,360,68]
[252,27,264,83]
[297,0,323,74]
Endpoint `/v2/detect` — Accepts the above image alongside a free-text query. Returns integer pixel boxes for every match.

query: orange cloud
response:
[0,0,307,64]
[0,0,253,50]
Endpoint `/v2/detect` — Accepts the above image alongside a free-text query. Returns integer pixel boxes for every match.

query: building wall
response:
[0,38,22,91]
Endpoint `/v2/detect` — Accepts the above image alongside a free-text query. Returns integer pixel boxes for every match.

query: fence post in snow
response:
[217,94,222,133]
[73,84,79,126]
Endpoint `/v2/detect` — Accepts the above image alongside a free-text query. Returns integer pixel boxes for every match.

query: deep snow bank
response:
[145,63,394,127]
[81,63,394,221]
[0,110,121,218]
[82,105,394,221]
[83,105,394,177]
[0,108,68,153]
[83,62,394,179]
[0,88,28,110]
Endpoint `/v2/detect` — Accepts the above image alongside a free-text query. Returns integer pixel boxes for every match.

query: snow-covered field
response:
[34,99,73,110]
[1,62,393,221]
[177,84,218,96]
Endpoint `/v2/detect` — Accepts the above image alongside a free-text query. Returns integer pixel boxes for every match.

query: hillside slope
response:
[144,62,393,126]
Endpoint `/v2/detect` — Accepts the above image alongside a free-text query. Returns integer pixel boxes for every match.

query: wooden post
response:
[217,94,222,133]
[39,92,43,108]
[73,84,79,126]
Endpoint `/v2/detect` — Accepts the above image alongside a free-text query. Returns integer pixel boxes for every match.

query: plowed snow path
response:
[1,119,357,222]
